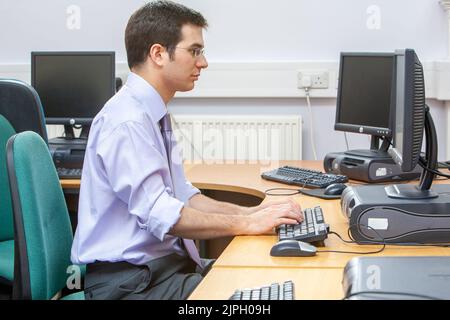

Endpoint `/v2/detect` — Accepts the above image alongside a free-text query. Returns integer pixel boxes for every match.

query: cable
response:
[344,291,442,300]
[364,143,450,179]
[438,161,450,170]
[264,188,301,196]
[344,132,349,151]
[418,157,450,179]
[264,172,325,196]
[344,223,450,248]
[304,88,318,161]
[317,226,386,255]
[319,224,450,254]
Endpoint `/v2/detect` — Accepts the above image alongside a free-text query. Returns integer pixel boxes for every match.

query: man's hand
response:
[244,199,302,216]
[242,201,304,235]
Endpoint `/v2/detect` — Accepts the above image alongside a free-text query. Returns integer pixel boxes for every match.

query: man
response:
[71,0,303,300]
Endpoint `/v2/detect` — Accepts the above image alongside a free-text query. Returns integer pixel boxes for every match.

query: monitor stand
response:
[48,124,89,169]
[385,105,438,199]
[48,125,89,145]
[344,136,391,159]
[323,136,421,183]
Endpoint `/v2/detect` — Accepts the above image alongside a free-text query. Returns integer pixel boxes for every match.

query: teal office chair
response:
[0,79,48,296]
[6,131,84,300]
[0,115,16,289]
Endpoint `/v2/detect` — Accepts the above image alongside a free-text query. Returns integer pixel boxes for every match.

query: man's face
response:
[162,24,208,92]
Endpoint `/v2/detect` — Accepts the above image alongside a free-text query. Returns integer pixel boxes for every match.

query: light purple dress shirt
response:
[71,72,200,265]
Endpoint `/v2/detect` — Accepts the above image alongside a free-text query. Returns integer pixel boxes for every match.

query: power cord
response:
[342,223,450,248]
[418,156,450,179]
[264,173,325,196]
[265,188,301,196]
[380,138,450,180]
[301,76,318,161]
[317,223,450,255]
[344,132,349,151]
[438,161,450,170]
[316,224,386,255]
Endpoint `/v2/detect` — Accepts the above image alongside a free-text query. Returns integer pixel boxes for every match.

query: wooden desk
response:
[213,193,450,269]
[60,161,450,300]
[188,267,344,300]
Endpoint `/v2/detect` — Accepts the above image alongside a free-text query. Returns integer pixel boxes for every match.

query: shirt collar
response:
[125,72,167,123]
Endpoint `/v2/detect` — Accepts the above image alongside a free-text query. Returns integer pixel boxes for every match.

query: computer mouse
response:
[324,183,347,196]
[270,239,317,257]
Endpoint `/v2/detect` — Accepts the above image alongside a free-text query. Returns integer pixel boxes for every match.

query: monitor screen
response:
[335,53,395,137]
[31,52,115,125]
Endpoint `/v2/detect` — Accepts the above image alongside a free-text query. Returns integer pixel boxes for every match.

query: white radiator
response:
[172,115,302,163]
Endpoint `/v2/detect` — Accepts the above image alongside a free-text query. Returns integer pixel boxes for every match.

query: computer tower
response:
[324,151,421,183]
[343,256,450,300]
[341,184,450,244]
[49,138,86,169]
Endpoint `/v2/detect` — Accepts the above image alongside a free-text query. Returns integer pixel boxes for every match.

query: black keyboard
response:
[277,206,329,243]
[57,167,82,179]
[261,166,348,188]
[229,281,295,300]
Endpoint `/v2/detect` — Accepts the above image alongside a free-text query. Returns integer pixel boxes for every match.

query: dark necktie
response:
[159,113,202,268]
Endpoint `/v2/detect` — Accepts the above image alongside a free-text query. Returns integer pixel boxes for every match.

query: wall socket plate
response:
[298,71,330,89]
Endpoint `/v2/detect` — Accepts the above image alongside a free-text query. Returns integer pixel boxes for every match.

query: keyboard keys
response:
[229,291,242,300]
[229,281,295,300]
[57,167,82,179]
[242,290,251,300]
[261,165,348,188]
[277,206,328,243]
[270,283,279,300]
[251,289,261,300]
[283,281,294,300]
[260,286,270,300]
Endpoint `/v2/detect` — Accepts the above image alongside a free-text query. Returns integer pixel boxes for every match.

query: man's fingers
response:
[270,206,302,222]
[277,218,299,226]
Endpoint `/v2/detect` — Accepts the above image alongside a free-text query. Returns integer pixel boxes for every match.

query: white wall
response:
[1,0,447,63]
[0,0,448,160]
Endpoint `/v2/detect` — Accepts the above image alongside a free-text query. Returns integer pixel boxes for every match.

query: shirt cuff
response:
[144,190,185,242]
[178,183,201,204]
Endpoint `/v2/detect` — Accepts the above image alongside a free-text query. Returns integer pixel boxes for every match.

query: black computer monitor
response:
[335,53,395,140]
[31,52,115,128]
[389,49,426,172]
[386,49,438,199]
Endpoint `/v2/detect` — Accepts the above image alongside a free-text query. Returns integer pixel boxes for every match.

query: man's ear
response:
[148,44,167,66]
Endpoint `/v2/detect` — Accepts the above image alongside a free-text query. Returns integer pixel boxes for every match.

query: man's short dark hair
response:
[125,0,208,69]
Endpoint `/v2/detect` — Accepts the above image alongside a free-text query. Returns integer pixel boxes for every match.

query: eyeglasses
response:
[175,47,205,58]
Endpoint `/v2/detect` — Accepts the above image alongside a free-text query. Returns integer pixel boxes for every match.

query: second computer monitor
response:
[335,53,395,138]
[31,52,115,125]
[389,49,426,173]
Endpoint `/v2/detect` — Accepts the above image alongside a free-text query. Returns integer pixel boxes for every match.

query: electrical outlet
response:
[298,71,329,89]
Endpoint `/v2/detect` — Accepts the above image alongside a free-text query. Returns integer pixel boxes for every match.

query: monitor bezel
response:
[31,51,116,125]
[334,52,396,138]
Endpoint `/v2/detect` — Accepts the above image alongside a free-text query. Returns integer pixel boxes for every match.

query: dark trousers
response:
[84,254,214,300]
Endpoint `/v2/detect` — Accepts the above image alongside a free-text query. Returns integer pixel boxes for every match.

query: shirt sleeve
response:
[97,121,184,242]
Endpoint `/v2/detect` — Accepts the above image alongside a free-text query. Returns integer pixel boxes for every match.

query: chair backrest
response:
[6,131,73,300]
[0,79,48,143]
[0,115,16,242]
